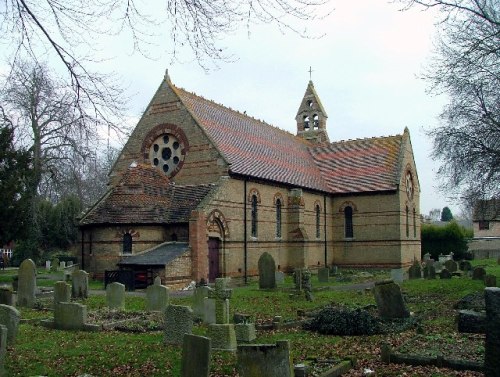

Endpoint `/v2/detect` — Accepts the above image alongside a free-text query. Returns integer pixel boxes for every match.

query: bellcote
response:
[295,81,329,143]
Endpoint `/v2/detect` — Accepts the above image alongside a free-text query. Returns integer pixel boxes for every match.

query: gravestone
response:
[59,261,66,270]
[433,261,443,272]
[408,261,422,279]
[203,297,216,324]
[444,259,458,273]
[423,253,431,261]
[457,310,486,333]
[146,282,169,311]
[45,260,51,271]
[72,270,89,298]
[208,278,232,324]
[390,268,405,283]
[484,287,500,377]
[439,268,452,279]
[423,264,436,279]
[258,252,276,289]
[51,258,59,272]
[472,267,486,281]
[484,274,497,287]
[302,270,314,301]
[234,313,256,343]
[206,278,237,350]
[192,286,210,320]
[52,302,99,331]
[459,261,472,272]
[207,323,237,351]
[237,340,294,377]
[164,305,193,345]
[0,305,20,345]
[0,324,6,375]
[54,281,71,307]
[106,282,125,310]
[293,268,303,290]
[17,258,37,308]
[154,276,162,285]
[275,271,285,286]
[0,288,13,306]
[181,334,211,377]
[373,280,410,318]
[318,267,329,283]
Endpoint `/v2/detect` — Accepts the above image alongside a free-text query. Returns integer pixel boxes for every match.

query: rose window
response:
[149,134,184,176]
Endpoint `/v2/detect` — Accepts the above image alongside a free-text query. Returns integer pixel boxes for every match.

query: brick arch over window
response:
[247,188,261,203]
[274,192,284,205]
[338,201,358,213]
[206,209,230,238]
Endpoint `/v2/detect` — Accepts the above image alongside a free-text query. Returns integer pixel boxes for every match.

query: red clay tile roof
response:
[174,84,404,194]
[80,163,215,225]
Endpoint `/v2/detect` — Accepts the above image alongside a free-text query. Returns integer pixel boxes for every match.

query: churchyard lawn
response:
[2,259,499,376]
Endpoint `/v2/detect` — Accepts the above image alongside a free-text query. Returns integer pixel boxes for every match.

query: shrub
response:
[421,221,471,260]
[304,306,381,335]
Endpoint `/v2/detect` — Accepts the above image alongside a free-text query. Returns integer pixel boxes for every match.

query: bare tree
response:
[397,0,500,204]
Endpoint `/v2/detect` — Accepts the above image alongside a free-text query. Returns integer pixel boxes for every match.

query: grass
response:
[2,260,497,376]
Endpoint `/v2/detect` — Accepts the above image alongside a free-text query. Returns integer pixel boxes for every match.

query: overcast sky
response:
[3,1,461,217]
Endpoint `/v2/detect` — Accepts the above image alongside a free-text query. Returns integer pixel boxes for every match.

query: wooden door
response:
[208,237,220,282]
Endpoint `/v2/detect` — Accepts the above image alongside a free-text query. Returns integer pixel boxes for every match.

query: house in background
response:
[78,72,421,287]
[468,198,500,259]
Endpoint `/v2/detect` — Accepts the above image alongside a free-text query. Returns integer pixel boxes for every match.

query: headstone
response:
[17,258,37,308]
[207,323,237,351]
[72,270,89,298]
[154,276,162,285]
[293,268,303,290]
[146,283,169,311]
[54,281,71,307]
[53,302,93,330]
[472,267,486,281]
[484,274,497,287]
[106,282,125,310]
[330,265,338,275]
[439,268,452,279]
[423,264,436,279]
[203,297,216,324]
[164,305,193,345]
[0,324,6,376]
[373,280,410,318]
[444,259,458,273]
[192,286,210,320]
[302,270,314,301]
[45,260,51,271]
[318,267,329,283]
[237,340,294,377]
[258,252,276,289]
[459,261,472,272]
[408,261,422,279]
[235,323,257,343]
[0,305,20,344]
[51,258,59,272]
[181,334,211,377]
[484,287,500,377]
[423,253,431,261]
[207,278,232,324]
[390,268,405,283]
[433,261,443,272]
[59,261,66,270]
[275,271,285,286]
[457,310,486,333]
[0,288,13,306]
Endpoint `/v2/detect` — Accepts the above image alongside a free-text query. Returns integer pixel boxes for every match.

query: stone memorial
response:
[181,334,211,377]
[203,297,216,324]
[457,310,486,333]
[484,274,497,287]
[318,267,329,283]
[0,304,20,344]
[208,278,232,324]
[59,261,66,270]
[0,324,6,375]
[408,261,422,279]
[258,252,276,289]
[146,281,169,311]
[72,270,89,299]
[459,260,472,272]
[423,264,436,279]
[45,260,51,271]
[390,268,405,283]
[192,285,210,320]
[17,258,37,308]
[164,305,193,345]
[373,280,409,319]
[472,266,486,281]
[54,281,71,307]
[234,313,256,343]
[302,270,314,301]
[0,288,13,306]
[433,261,443,272]
[275,271,285,286]
[51,258,59,272]
[106,282,125,310]
[237,340,294,377]
[206,278,236,350]
[293,268,303,290]
[48,302,99,331]
[444,259,458,273]
[484,287,500,377]
[439,268,452,279]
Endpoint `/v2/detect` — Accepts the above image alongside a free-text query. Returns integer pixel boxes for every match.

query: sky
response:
[2,1,461,217]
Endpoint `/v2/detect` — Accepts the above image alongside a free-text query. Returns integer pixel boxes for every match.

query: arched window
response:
[123,233,132,254]
[303,115,310,130]
[276,199,282,238]
[406,206,410,238]
[344,206,353,238]
[251,194,258,237]
[313,114,319,129]
[413,209,417,238]
[315,204,321,238]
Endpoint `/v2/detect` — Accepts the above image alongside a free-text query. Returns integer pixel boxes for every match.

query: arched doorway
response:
[206,210,230,282]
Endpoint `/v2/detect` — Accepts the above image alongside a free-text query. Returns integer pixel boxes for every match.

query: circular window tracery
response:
[149,133,185,177]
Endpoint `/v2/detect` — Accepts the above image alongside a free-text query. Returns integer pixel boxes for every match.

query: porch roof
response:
[117,242,189,266]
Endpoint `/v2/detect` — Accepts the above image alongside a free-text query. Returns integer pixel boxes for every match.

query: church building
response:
[79,72,421,286]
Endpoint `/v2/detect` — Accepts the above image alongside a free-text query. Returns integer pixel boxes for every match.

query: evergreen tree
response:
[441,206,453,222]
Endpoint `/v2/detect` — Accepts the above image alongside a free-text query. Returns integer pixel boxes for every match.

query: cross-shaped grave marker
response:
[208,278,232,324]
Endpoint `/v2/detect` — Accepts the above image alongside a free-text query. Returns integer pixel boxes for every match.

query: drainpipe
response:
[324,195,327,267]
[243,179,248,285]
[81,230,85,270]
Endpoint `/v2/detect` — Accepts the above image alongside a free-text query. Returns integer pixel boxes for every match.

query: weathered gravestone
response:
[408,261,422,279]
[484,287,500,377]
[444,259,458,273]
[302,270,314,301]
[0,324,6,376]
[51,302,99,331]
[275,271,285,286]
[192,285,209,320]
[237,340,294,377]
[45,260,51,271]
[181,334,211,377]
[207,323,237,351]
[457,310,486,333]
[472,267,486,281]
[423,264,436,280]
[373,280,409,318]
[59,261,66,270]
[17,258,37,308]
[54,281,71,308]
[390,268,405,283]
[203,297,216,324]
[72,270,89,299]
[440,268,452,279]
[0,288,13,306]
[484,274,497,287]
[51,258,59,272]
[234,313,256,343]
[258,252,276,289]
[106,282,125,310]
[206,278,237,351]
[318,267,330,283]
[164,305,193,345]
[208,278,232,324]
[0,304,20,345]
[293,268,303,290]
[459,261,472,272]
[146,281,169,312]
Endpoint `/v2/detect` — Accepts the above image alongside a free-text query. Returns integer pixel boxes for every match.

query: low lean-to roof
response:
[174,84,404,194]
[118,242,189,266]
[79,164,215,226]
